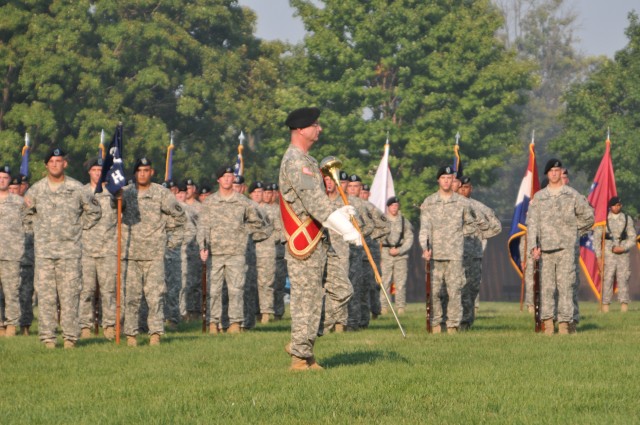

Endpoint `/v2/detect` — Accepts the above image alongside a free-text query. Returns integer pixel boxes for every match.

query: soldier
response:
[359,184,370,201]
[0,166,26,337]
[457,176,502,329]
[560,168,582,325]
[78,158,118,340]
[199,184,212,202]
[380,196,414,316]
[279,107,360,370]
[121,157,186,346]
[419,166,488,334]
[9,176,21,195]
[163,183,185,331]
[19,175,29,196]
[24,148,102,348]
[267,182,288,320]
[253,182,279,324]
[594,197,636,312]
[528,159,594,335]
[232,175,246,194]
[175,184,201,321]
[198,167,269,334]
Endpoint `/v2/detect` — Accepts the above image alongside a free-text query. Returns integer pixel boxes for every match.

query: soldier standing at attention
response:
[279,107,360,370]
[457,176,502,329]
[232,175,246,194]
[255,182,279,324]
[359,184,370,201]
[266,183,288,320]
[121,157,186,346]
[380,196,414,316]
[594,197,636,312]
[79,158,118,340]
[419,166,488,334]
[528,159,594,335]
[198,167,268,334]
[0,165,26,337]
[24,148,102,348]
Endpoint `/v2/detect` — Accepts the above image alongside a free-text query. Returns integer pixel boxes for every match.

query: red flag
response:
[579,137,617,300]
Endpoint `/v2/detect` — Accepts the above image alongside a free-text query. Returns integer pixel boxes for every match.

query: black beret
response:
[162,180,176,189]
[248,181,264,193]
[0,164,10,175]
[285,107,321,129]
[263,183,274,191]
[436,165,454,180]
[86,157,103,171]
[233,175,245,184]
[348,174,362,183]
[215,166,235,180]
[183,178,196,186]
[386,196,400,207]
[460,176,471,185]
[133,157,152,172]
[362,184,370,191]
[199,185,211,194]
[608,196,621,208]
[20,174,29,183]
[562,168,569,176]
[44,147,66,164]
[177,182,188,192]
[339,171,349,181]
[10,175,21,185]
[544,158,562,174]
[271,182,279,190]
[161,181,170,188]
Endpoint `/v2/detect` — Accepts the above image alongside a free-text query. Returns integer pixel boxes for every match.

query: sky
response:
[237,0,638,58]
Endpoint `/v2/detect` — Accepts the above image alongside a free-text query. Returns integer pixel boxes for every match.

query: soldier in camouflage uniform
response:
[121,157,186,346]
[380,196,414,316]
[163,186,185,330]
[457,176,502,329]
[254,182,280,324]
[198,166,269,334]
[419,166,489,334]
[594,197,637,312]
[78,158,118,340]
[175,185,202,321]
[13,175,35,335]
[0,166,26,337]
[24,148,102,348]
[280,107,360,370]
[263,184,288,320]
[528,159,594,335]
[359,184,370,201]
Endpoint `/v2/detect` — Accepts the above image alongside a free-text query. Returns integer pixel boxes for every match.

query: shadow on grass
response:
[322,349,409,368]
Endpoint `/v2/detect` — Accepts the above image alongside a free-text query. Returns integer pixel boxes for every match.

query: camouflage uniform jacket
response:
[327,194,351,258]
[181,202,199,248]
[264,202,286,244]
[463,197,502,259]
[527,185,594,252]
[382,211,414,257]
[197,191,269,256]
[419,191,488,261]
[252,201,275,253]
[121,183,186,260]
[82,184,117,258]
[0,193,26,261]
[24,176,101,259]
[593,211,637,257]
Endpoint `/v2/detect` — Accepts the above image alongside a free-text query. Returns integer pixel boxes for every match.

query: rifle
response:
[425,240,432,333]
[533,238,542,333]
[94,282,101,335]
[201,260,207,333]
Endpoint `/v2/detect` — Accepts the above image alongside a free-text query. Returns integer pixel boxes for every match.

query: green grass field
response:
[1,302,638,424]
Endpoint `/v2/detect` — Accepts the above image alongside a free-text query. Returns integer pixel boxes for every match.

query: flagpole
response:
[520,131,534,311]
[115,122,124,345]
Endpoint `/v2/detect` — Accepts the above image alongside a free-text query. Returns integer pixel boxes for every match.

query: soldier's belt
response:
[279,195,323,260]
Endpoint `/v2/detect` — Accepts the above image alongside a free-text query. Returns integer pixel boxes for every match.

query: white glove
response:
[323,208,362,246]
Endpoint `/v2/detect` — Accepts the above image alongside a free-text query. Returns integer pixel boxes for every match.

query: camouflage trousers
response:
[380,252,409,310]
[123,259,166,336]
[430,260,464,329]
[256,255,276,315]
[602,250,631,305]
[19,264,34,327]
[243,252,257,329]
[461,257,482,327]
[79,255,117,329]
[35,258,82,343]
[163,247,182,324]
[323,252,353,330]
[540,249,575,323]
[361,256,381,326]
[273,248,287,317]
[209,254,246,327]
[182,247,202,317]
[0,260,21,327]
[524,255,534,308]
[347,249,364,328]
[287,244,327,359]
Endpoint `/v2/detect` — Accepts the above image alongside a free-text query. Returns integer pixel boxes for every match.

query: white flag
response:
[369,139,395,213]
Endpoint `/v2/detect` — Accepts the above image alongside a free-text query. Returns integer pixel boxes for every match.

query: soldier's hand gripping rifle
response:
[533,237,542,333]
[320,156,406,338]
[425,239,432,333]
[201,260,207,334]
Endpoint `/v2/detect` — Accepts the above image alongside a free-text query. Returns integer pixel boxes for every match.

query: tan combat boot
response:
[381,308,388,315]
[334,323,345,333]
[290,355,309,371]
[149,334,161,346]
[527,305,535,314]
[307,357,324,370]
[431,324,441,334]
[80,327,92,339]
[127,336,137,347]
[45,341,56,349]
[397,308,405,315]
[0,326,6,336]
[227,323,242,334]
[63,340,76,349]
[447,327,458,334]
[543,319,554,335]
[5,325,16,337]
[209,323,219,335]
[621,303,628,312]
[21,326,30,336]
[103,326,115,340]
[261,313,270,324]
[558,322,569,335]
[602,304,609,313]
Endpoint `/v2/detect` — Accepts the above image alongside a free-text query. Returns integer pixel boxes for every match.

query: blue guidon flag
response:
[96,124,126,195]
